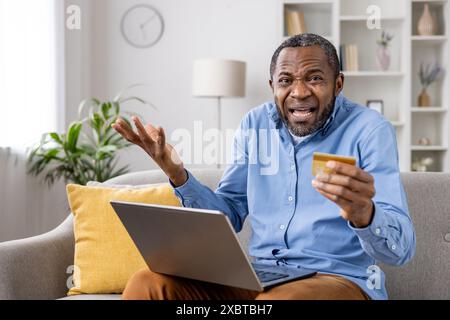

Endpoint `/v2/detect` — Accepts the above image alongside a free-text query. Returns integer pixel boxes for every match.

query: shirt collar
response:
[267,93,344,136]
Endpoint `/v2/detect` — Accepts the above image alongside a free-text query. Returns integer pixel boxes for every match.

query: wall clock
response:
[121,4,165,49]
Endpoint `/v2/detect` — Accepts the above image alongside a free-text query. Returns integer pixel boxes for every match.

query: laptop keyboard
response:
[255,269,289,283]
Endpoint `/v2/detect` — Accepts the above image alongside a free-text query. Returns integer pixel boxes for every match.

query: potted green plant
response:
[27,86,155,186]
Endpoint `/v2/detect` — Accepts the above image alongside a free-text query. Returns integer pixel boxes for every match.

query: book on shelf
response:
[285,10,307,36]
[340,44,359,72]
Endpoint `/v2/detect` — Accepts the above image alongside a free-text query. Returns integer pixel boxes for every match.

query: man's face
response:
[270,46,344,137]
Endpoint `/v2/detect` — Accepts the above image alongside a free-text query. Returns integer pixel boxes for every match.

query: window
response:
[0,0,60,148]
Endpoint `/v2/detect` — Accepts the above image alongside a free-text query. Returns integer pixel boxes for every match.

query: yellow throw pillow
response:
[66,183,181,296]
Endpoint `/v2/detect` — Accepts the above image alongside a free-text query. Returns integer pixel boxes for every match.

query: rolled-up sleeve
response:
[350,121,416,266]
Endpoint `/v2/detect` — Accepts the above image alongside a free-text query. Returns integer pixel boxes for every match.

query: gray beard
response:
[284,97,336,137]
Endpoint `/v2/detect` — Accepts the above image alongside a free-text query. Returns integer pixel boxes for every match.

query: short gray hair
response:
[270,33,340,80]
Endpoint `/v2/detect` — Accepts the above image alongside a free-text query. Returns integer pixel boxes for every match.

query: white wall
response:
[65,0,93,127]
[66,0,279,172]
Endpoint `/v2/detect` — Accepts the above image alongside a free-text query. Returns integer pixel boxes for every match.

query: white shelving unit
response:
[278,0,450,172]
[340,15,406,21]
[411,35,448,41]
[411,146,448,150]
[411,107,448,112]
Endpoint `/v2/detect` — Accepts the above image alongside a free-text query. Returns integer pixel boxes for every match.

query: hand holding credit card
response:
[311,152,376,228]
[312,152,357,176]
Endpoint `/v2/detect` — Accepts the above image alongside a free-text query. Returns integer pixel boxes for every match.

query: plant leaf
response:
[113,102,120,115]
[78,98,101,120]
[66,122,83,152]
[44,148,60,160]
[49,133,63,145]
[101,102,112,120]
[113,84,149,102]
[119,96,158,111]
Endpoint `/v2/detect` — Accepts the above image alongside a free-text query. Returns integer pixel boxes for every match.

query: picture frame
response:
[366,100,384,115]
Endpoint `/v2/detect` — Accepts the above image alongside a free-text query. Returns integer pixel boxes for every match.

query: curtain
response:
[0,147,67,242]
[0,0,67,241]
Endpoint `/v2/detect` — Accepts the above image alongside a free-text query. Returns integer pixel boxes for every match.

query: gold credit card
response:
[312,152,357,176]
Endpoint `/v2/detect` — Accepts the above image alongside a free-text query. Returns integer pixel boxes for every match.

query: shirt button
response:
[391,244,396,251]
[375,228,381,235]
[291,165,296,171]
[280,225,286,230]
[288,196,294,202]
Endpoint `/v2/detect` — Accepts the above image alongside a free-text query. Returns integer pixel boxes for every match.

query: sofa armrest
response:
[0,215,74,300]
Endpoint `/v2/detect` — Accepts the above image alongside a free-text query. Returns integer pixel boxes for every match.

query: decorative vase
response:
[376,46,391,71]
[418,88,431,107]
[417,4,435,36]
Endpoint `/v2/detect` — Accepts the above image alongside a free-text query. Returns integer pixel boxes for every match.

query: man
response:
[112,34,415,300]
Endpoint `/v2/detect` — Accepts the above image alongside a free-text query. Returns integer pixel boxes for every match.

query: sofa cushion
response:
[381,173,450,299]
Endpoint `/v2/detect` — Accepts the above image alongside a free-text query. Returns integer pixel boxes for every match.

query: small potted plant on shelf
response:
[376,30,394,71]
[27,85,156,186]
[418,62,445,107]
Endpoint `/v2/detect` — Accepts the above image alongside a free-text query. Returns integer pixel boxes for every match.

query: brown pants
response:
[122,268,369,300]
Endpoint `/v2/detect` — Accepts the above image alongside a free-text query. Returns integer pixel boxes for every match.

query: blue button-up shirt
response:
[172,94,416,300]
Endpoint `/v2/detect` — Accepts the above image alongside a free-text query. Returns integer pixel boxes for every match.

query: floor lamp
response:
[192,59,246,168]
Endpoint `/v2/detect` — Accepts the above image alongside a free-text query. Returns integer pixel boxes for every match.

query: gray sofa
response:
[1,169,449,300]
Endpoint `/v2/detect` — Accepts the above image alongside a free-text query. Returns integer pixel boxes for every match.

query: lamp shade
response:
[192,59,246,98]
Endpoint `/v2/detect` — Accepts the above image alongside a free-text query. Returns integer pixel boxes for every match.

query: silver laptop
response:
[110,201,317,292]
